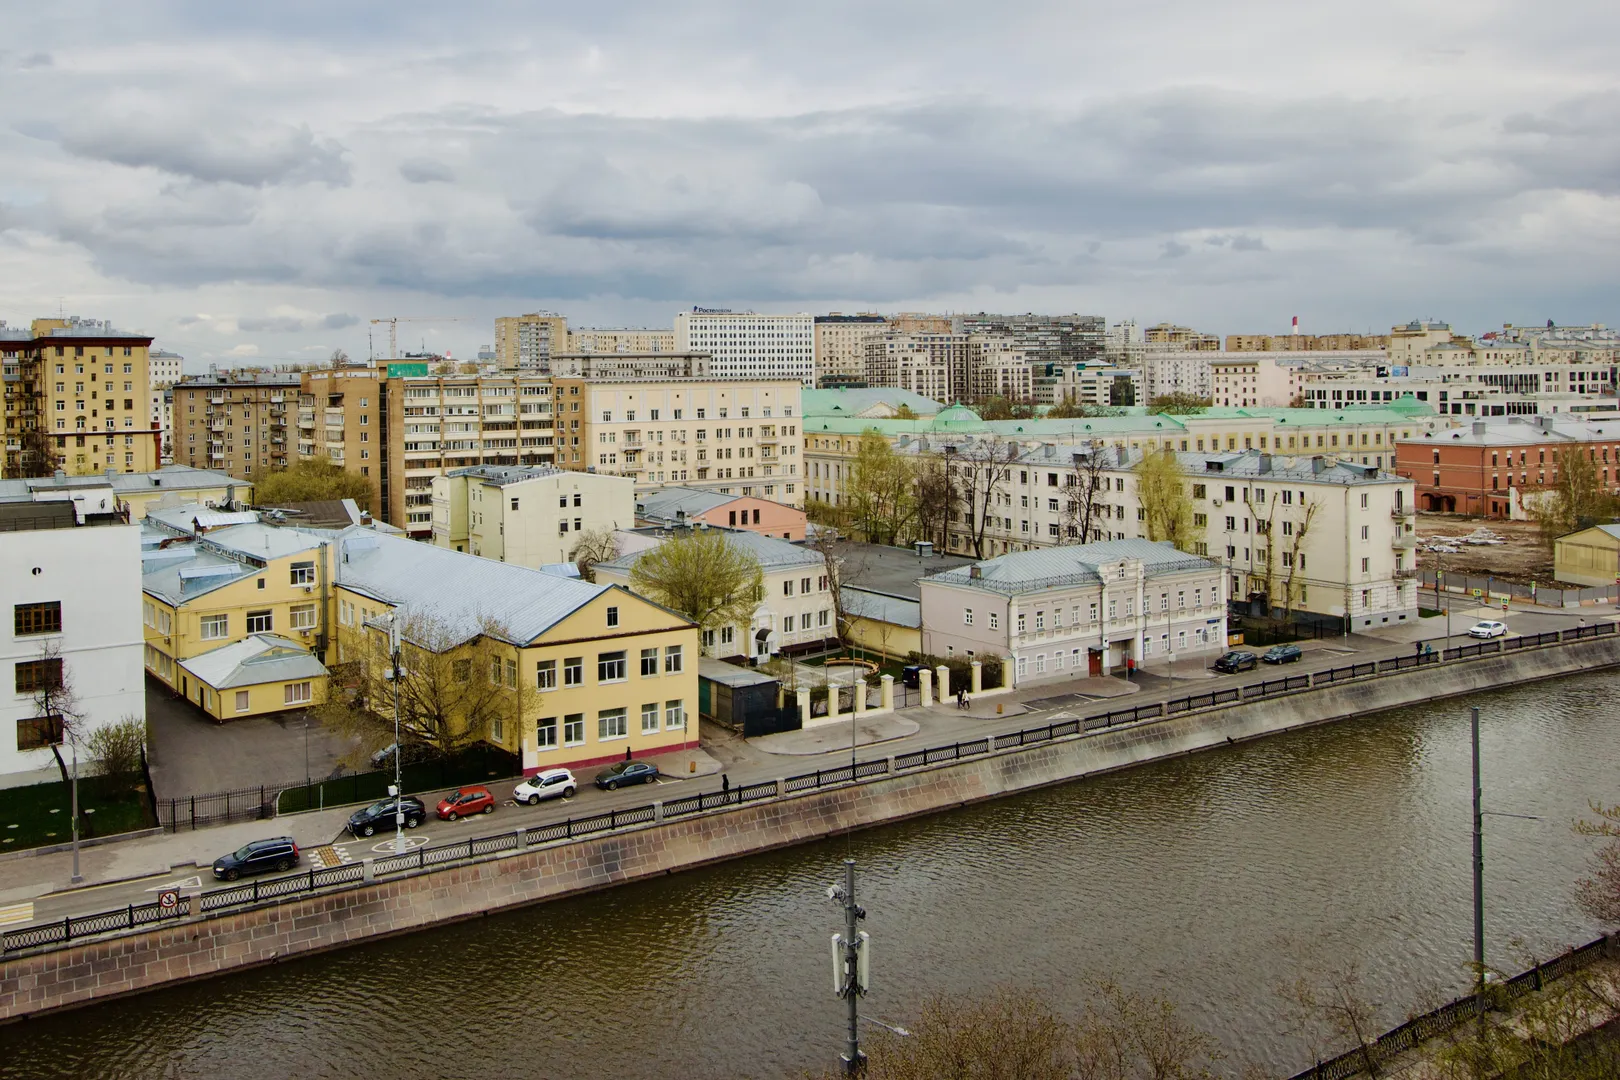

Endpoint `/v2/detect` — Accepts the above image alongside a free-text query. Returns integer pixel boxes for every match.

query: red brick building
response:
[1395,415,1620,518]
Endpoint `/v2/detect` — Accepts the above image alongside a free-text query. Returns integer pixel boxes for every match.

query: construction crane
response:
[368,317,467,361]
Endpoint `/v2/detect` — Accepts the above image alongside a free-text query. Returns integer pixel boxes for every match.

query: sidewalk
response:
[748,715,920,756]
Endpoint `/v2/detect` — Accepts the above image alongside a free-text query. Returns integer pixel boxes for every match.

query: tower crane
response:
[369,316,467,360]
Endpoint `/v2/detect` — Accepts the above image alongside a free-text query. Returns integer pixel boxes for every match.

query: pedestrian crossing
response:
[0,901,34,927]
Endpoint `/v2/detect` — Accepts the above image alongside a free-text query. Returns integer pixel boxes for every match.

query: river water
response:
[2,672,1615,1079]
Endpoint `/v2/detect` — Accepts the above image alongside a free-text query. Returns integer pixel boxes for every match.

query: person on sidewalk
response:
[957,687,969,710]
[722,773,730,793]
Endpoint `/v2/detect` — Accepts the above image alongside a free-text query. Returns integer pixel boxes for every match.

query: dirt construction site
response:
[1414,513,1553,586]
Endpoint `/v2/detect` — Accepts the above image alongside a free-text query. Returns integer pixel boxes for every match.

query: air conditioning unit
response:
[1212,498,1224,507]
[302,584,314,593]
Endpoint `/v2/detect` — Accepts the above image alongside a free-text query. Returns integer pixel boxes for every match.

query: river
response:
[1,672,1614,1078]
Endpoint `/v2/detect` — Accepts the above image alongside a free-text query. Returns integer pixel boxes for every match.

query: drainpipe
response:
[316,541,331,663]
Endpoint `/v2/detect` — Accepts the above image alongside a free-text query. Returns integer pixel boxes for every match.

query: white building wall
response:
[1,523,144,788]
[675,311,815,383]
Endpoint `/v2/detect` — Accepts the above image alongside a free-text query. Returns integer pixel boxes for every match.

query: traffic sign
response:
[158,890,179,911]
[1472,588,1483,598]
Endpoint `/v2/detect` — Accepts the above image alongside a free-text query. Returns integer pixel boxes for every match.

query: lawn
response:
[0,774,156,852]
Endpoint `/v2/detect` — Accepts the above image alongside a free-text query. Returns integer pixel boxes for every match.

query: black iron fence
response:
[1288,933,1619,1080]
[12,622,1618,956]
[157,785,282,831]
[1417,569,1619,608]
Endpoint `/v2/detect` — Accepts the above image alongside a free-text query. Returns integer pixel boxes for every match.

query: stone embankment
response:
[5,635,1618,1022]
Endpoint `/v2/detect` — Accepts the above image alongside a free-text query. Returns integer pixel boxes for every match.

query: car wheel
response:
[562,787,575,799]
[276,858,292,873]
[405,816,420,829]
[361,824,375,838]
[605,780,618,791]
[482,804,494,815]
[225,868,240,882]
[527,794,540,806]
[446,810,458,822]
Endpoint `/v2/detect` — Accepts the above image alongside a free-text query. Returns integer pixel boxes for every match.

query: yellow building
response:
[2,316,161,479]
[141,510,333,716]
[494,313,569,371]
[1553,524,1620,587]
[329,529,699,772]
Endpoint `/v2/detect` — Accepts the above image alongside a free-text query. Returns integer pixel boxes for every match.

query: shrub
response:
[86,716,146,797]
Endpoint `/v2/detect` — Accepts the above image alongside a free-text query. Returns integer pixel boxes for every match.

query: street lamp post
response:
[1471,705,1485,991]
[387,616,406,854]
[69,734,82,885]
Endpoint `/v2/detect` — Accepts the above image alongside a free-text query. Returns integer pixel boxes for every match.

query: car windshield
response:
[363,800,393,815]
[231,843,257,860]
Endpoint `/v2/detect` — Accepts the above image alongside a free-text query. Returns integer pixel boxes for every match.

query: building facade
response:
[955,313,1105,366]
[674,310,814,383]
[568,328,677,354]
[1394,415,1620,518]
[148,350,183,464]
[173,370,298,480]
[634,487,807,541]
[430,465,636,564]
[814,314,888,385]
[546,352,712,381]
[298,365,387,514]
[494,313,569,372]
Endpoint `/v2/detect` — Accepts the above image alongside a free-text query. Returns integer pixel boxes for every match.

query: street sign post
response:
[158,890,179,911]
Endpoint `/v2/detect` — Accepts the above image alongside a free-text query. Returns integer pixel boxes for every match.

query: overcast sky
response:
[2,1,1617,368]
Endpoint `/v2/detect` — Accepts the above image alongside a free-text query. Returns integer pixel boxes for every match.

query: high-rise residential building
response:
[546,352,713,381]
[888,313,954,335]
[148,350,183,464]
[557,376,804,505]
[298,365,387,513]
[673,309,814,383]
[1,317,161,479]
[568,328,678,354]
[863,332,972,403]
[955,313,1105,366]
[1143,323,1220,351]
[494,313,570,372]
[1224,331,1391,352]
[814,313,888,386]
[172,370,298,481]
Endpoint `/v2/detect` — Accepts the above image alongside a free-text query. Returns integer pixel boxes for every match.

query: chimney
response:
[1257,453,1272,474]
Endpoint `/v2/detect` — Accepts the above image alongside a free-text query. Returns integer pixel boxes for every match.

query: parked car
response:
[513,768,577,805]
[1213,650,1258,673]
[212,836,300,881]
[436,786,496,821]
[1262,644,1303,665]
[595,761,659,791]
[1468,620,1508,639]
[347,795,426,837]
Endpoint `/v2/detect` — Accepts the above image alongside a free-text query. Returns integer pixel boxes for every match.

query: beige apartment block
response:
[863,332,973,402]
[814,314,888,384]
[298,366,386,513]
[1224,332,1391,352]
[1386,320,1468,366]
[1143,323,1220,351]
[546,352,712,380]
[1210,354,1310,408]
[557,377,804,506]
[2,317,161,479]
[430,465,635,565]
[568,328,677,354]
[173,371,298,481]
[494,313,569,371]
[888,313,955,335]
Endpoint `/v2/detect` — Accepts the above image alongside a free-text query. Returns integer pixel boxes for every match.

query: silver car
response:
[513,768,577,805]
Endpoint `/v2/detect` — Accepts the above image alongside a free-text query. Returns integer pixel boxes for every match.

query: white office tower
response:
[675,309,815,384]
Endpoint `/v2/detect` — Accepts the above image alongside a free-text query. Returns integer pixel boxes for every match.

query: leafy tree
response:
[1046,394,1119,420]
[569,527,621,583]
[628,529,763,652]
[253,456,374,511]
[977,396,1035,421]
[892,404,919,420]
[1533,445,1618,549]
[846,432,918,546]
[1145,393,1212,416]
[86,716,146,797]
[1135,450,1202,553]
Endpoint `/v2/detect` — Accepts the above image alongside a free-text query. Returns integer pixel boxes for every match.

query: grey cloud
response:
[1161,240,1190,259]
[322,312,359,329]
[57,117,350,187]
[235,313,359,333]
[399,158,455,183]
[18,52,52,69]
[1230,235,1267,252]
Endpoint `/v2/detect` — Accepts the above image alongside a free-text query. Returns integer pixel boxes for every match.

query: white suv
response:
[513,768,577,805]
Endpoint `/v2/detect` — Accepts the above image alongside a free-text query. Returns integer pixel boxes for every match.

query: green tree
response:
[1135,450,1201,553]
[86,716,146,798]
[628,529,763,652]
[977,396,1035,421]
[253,456,374,511]
[1145,393,1212,415]
[1533,445,1618,549]
[846,431,918,545]
[892,404,919,420]
[1047,393,1111,419]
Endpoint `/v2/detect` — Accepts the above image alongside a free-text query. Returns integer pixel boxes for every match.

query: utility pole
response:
[829,859,868,1076]
[389,616,406,854]
[1471,705,1485,992]
[69,735,82,885]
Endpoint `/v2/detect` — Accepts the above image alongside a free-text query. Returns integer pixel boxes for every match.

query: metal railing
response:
[8,621,1617,957]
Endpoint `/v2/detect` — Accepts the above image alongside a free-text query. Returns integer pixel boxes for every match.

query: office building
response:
[674,309,814,383]
[568,328,677,354]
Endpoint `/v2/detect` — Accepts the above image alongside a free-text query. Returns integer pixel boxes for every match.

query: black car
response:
[212,836,300,881]
[1213,650,1258,674]
[595,761,659,791]
[1262,644,1303,665]
[347,795,426,838]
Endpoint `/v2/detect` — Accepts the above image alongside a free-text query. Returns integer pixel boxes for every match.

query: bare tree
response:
[569,527,621,583]
[25,641,79,786]
[1282,499,1321,622]
[1278,958,1385,1077]
[1060,443,1111,545]
[913,457,957,551]
[956,436,1023,558]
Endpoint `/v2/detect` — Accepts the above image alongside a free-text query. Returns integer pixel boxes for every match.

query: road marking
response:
[370,835,428,853]
[0,902,33,927]
[307,845,349,870]
[144,876,202,892]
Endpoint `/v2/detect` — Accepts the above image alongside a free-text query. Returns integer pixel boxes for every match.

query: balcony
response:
[1390,505,1415,520]
[1394,568,1420,580]
[1392,532,1416,550]
[298,409,315,427]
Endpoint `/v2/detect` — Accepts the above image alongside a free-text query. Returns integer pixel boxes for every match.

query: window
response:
[453,658,472,682]
[641,648,659,676]
[289,604,317,630]
[598,708,628,740]
[200,613,229,640]
[598,651,627,682]
[964,608,974,626]
[606,605,619,628]
[290,561,316,585]
[1016,612,1026,634]
[1035,610,1045,630]
[664,645,684,673]
[246,610,273,633]
[283,681,312,705]
[564,657,583,686]
[1016,656,1027,678]
[235,690,251,713]
[564,714,585,746]
[16,714,64,751]
[783,579,793,597]
[666,699,685,729]
[536,659,557,690]
[14,602,62,637]
[537,717,558,749]
[14,658,63,694]
[642,703,661,734]
[1360,525,1369,541]
[988,612,999,630]
[1361,557,1370,573]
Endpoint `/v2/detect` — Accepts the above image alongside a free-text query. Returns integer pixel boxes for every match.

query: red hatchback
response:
[436,786,496,821]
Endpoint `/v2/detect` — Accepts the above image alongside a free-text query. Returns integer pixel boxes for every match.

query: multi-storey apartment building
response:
[172,370,298,480]
[558,377,804,505]
[814,313,888,385]
[1143,323,1220,351]
[863,332,972,402]
[919,540,1227,685]
[1395,414,1620,518]
[493,313,569,372]
[298,365,387,513]
[1033,363,1140,407]
[149,349,183,463]
[955,313,1105,366]
[674,309,814,383]
[546,352,712,380]
[568,327,677,354]
[1224,331,1390,352]
[430,465,635,564]
[1,317,161,479]
[1,497,143,787]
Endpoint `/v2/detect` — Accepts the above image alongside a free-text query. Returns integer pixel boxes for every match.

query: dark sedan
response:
[1212,650,1258,673]
[595,761,659,791]
[347,795,427,838]
[1262,644,1303,664]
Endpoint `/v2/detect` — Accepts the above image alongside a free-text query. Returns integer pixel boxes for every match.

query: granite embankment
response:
[4,635,1617,1022]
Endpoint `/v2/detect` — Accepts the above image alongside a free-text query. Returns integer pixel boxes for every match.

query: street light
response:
[384,615,407,855]
[69,732,82,885]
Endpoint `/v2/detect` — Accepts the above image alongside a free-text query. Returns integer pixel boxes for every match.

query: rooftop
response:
[635,487,739,521]
[178,634,329,690]
[928,539,1216,596]
[841,587,921,629]
[830,540,975,600]
[0,465,250,504]
[1410,415,1620,446]
[802,387,944,419]
[446,464,570,486]
[598,527,823,575]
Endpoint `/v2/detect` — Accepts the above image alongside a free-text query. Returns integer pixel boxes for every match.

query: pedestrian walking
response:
[722,773,730,793]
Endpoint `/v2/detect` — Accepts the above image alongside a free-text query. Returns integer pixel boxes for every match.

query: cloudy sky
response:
[1,1,1617,369]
